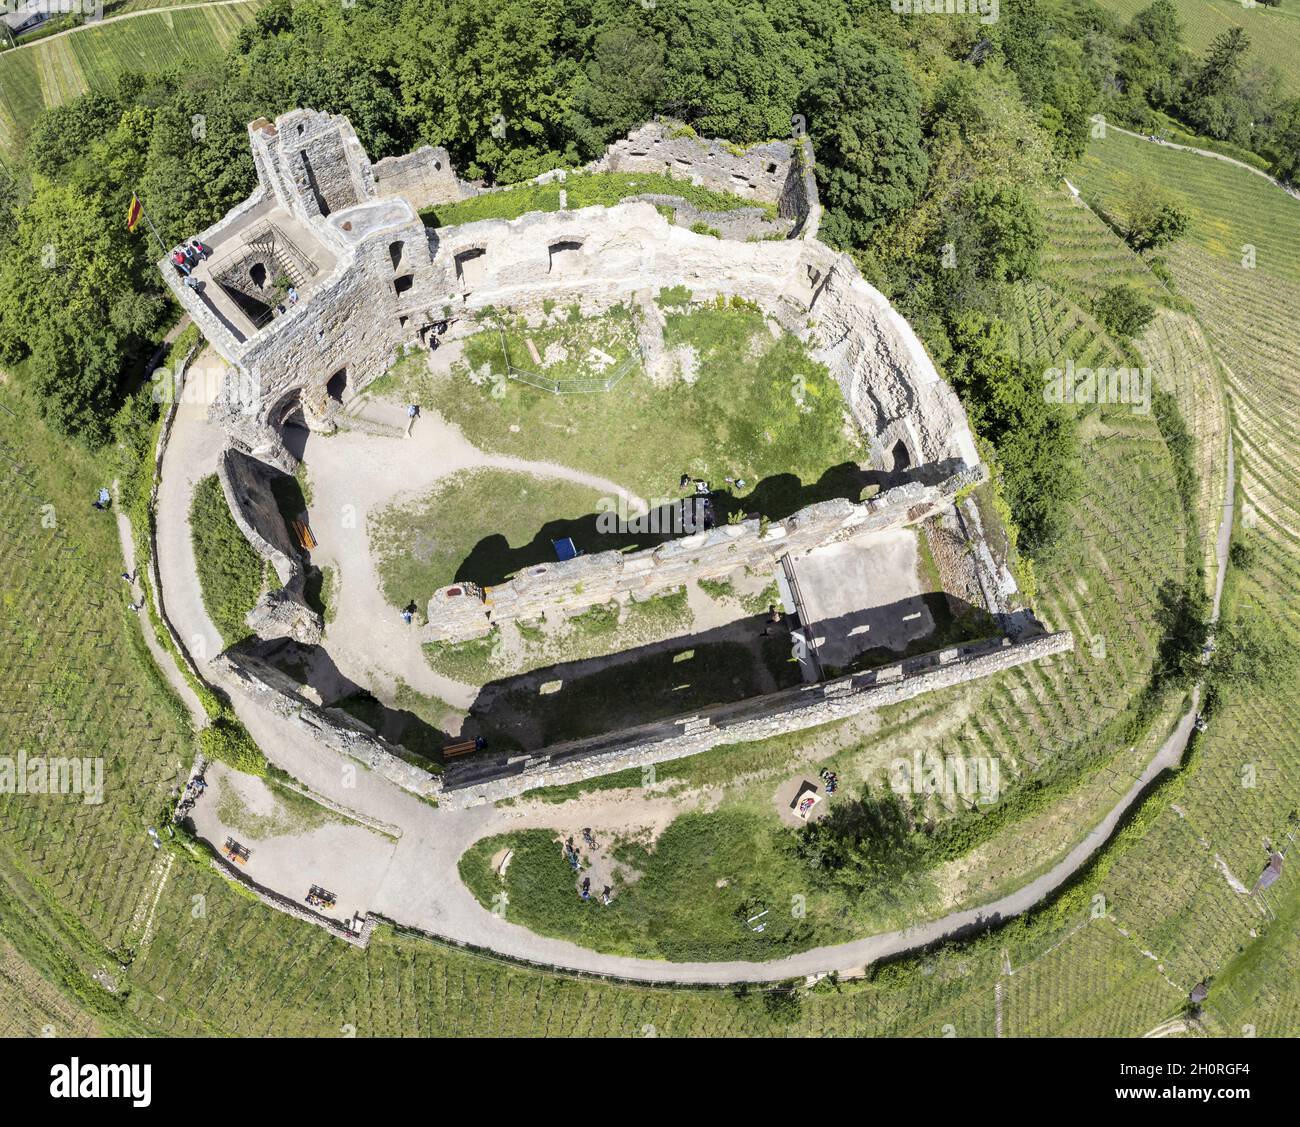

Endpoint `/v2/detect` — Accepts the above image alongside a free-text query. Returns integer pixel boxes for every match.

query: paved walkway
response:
[147,361,1237,983]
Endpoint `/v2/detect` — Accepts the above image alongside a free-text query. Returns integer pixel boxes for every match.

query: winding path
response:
[147,362,1237,985]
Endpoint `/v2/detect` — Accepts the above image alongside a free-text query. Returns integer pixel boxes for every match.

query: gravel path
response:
[302,408,646,711]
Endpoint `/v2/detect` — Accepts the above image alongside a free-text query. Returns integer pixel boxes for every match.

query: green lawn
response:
[189,473,267,647]
[369,468,607,606]
[425,302,865,517]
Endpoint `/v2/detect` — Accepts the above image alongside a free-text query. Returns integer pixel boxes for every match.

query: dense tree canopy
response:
[800,30,928,245]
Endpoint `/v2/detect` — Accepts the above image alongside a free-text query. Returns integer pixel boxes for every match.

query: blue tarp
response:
[552,537,578,561]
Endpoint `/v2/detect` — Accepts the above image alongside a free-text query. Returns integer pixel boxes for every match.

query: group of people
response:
[175,773,208,820]
[565,831,614,905]
[170,238,210,277]
[819,767,839,796]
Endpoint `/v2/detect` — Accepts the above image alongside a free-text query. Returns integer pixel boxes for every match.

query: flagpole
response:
[131,190,168,258]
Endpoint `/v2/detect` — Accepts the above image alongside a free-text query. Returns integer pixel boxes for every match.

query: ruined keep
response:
[160,109,451,470]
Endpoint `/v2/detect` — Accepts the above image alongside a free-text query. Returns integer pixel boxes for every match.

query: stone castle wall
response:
[373,145,468,212]
[217,448,301,588]
[215,650,441,801]
[427,202,977,472]
[425,474,981,643]
[438,631,1075,808]
[216,448,323,645]
[214,629,1072,812]
[594,121,796,208]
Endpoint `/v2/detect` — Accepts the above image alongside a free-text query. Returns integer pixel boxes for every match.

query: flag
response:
[127,194,143,233]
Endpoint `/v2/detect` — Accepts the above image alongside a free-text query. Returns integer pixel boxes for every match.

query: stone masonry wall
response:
[215,651,443,802]
[217,448,323,646]
[427,203,978,473]
[425,473,981,642]
[214,630,1071,812]
[372,145,468,212]
[438,631,1075,808]
[595,121,795,208]
[217,448,301,587]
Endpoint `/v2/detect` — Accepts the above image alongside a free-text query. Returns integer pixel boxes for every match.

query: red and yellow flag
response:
[126,194,143,233]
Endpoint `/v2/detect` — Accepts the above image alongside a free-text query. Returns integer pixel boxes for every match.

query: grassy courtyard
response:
[369,468,607,607]
[425,301,865,516]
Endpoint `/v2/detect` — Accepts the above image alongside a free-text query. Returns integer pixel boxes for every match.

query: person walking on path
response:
[405,403,419,437]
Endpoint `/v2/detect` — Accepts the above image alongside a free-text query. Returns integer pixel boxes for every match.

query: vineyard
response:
[1071,127,1300,1035]
[0,3,259,158]
[0,390,195,1034]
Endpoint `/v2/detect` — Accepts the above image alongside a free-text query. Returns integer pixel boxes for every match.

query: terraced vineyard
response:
[0,393,194,1031]
[0,2,259,158]
[1071,126,1300,1035]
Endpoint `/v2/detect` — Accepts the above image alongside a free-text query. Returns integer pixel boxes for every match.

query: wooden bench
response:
[291,518,317,550]
[442,737,484,760]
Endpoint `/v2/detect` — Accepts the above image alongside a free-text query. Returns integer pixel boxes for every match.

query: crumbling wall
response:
[217,448,322,645]
[214,651,443,802]
[437,631,1075,808]
[373,145,467,212]
[218,448,300,587]
[428,202,977,471]
[249,109,375,224]
[425,473,981,642]
[595,121,795,208]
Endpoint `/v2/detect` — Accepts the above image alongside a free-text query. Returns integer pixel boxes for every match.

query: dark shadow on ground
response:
[242,637,455,769]
[458,593,994,761]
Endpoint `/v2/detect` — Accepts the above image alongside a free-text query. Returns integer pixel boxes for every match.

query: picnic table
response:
[224,838,251,864]
[306,884,337,909]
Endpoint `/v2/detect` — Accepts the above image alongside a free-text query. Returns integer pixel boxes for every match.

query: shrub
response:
[200,716,268,776]
[1094,284,1156,338]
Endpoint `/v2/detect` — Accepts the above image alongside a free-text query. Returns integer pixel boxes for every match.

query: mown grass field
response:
[1092,0,1300,100]
[0,2,259,158]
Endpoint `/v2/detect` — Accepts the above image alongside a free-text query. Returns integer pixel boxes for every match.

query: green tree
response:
[947,313,1081,555]
[1123,181,1190,251]
[801,31,928,246]
[1094,283,1156,338]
